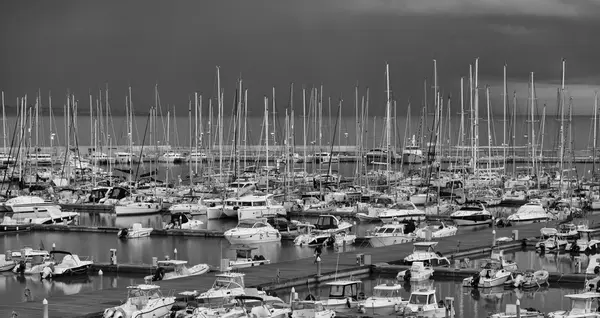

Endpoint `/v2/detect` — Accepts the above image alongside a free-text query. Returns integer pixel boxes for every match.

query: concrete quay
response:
[3,215,600,318]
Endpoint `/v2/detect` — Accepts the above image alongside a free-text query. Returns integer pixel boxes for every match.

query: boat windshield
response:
[373,289,397,298]
[128,288,160,300]
[375,227,397,234]
[409,294,433,305]
[329,284,356,298]
[391,203,414,210]
[237,222,255,228]
[292,302,324,311]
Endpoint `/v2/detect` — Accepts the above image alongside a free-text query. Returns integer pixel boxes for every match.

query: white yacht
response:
[402,135,424,164]
[188,152,208,162]
[1,208,77,226]
[163,212,204,230]
[103,284,176,318]
[363,221,418,248]
[414,221,458,239]
[115,152,137,164]
[207,195,285,220]
[195,272,267,304]
[450,202,493,226]
[293,215,353,246]
[40,250,93,279]
[507,200,551,224]
[144,260,210,281]
[312,152,339,164]
[359,282,405,316]
[3,195,61,213]
[404,242,451,267]
[375,201,426,223]
[320,280,362,312]
[158,152,185,163]
[89,152,116,165]
[114,195,163,216]
[26,153,53,165]
[224,218,281,245]
[462,259,513,288]
[402,289,451,318]
[546,292,600,318]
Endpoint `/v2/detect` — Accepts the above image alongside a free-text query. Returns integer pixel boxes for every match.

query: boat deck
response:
[3,215,600,318]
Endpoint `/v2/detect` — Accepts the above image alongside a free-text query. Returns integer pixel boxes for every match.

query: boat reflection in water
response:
[0,272,132,304]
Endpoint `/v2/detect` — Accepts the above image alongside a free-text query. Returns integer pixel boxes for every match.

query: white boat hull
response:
[367,235,416,248]
[115,203,162,216]
[224,232,281,245]
[229,258,271,269]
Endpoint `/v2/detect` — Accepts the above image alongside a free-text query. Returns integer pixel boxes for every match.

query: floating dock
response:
[3,216,600,318]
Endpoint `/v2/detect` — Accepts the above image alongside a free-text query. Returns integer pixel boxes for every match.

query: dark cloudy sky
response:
[1,0,600,116]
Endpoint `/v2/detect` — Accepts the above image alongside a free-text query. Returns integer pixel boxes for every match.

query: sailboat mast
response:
[89,93,93,152]
[559,59,566,187]
[216,66,223,177]
[486,86,492,171]
[265,96,269,192]
[244,89,248,170]
[594,91,598,176]
[1,91,5,154]
[189,96,193,186]
[530,72,536,176]
[460,77,465,163]
[503,64,507,174]
[385,63,391,180]
[302,88,307,172]
[474,58,480,174]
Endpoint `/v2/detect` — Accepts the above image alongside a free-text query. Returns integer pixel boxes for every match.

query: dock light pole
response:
[42,298,48,318]
[515,299,521,318]
[492,230,496,247]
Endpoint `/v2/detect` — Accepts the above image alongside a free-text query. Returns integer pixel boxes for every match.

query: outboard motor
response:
[471,273,480,288]
[403,269,411,282]
[152,267,165,281]
[117,228,128,239]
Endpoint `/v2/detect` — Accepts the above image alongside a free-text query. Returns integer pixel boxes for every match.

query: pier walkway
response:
[4,215,600,318]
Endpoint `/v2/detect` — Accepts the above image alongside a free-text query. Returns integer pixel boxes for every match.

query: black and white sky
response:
[1,0,600,115]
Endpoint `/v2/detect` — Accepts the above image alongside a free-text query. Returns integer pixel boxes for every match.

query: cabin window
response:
[373,289,396,298]
[409,294,428,305]
[428,294,434,304]
[242,202,252,207]
[253,201,266,207]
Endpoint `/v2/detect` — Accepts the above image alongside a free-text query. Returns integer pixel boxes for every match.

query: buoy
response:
[98,269,104,276]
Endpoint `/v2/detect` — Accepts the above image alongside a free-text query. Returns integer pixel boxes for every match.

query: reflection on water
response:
[467,249,587,274]
[0,272,142,305]
[285,275,579,317]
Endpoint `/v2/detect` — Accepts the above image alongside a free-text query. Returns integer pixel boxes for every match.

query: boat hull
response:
[115,204,162,216]
[224,232,281,245]
[367,235,416,248]
[450,216,492,227]
[402,153,423,164]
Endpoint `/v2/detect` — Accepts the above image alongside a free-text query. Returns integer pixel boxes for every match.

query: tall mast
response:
[559,59,566,188]
[217,66,223,177]
[264,96,269,192]
[194,92,198,174]
[189,96,193,186]
[89,93,93,151]
[244,89,248,170]
[594,91,598,176]
[530,72,536,176]
[512,92,517,176]
[1,91,5,154]
[469,65,474,172]
[474,58,480,174]
[302,88,307,172]
[486,86,492,171]
[460,77,465,164]
[385,63,391,181]
[503,64,507,174]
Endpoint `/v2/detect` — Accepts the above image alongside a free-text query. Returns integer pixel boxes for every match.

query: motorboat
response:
[401,288,452,318]
[188,152,208,162]
[414,221,458,240]
[208,195,286,220]
[228,245,270,269]
[164,212,204,230]
[224,218,281,245]
[375,201,426,223]
[358,282,405,316]
[144,260,209,281]
[293,215,353,247]
[0,254,15,272]
[363,220,418,248]
[546,292,600,318]
[565,229,600,254]
[489,305,544,318]
[291,300,335,318]
[40,250,93,279]
[462,259,513,288]
[320,280,363,312]
[501,189,528,205]
[158,152,185,163]
[507,200,551,224]
[3,195,62,213]
[450,201,493,226]
[102,284,175,318]
[117,223,153,239]
[512,270,549,289]
[1,208,78,226]
[397,262,434,282]
[403,242,450,267]
[365,148,396,164]
[195,272,267,304]
[540,222,587,240]
[535,234,567,253]
[490,250,518,271]
[9,247,51,274]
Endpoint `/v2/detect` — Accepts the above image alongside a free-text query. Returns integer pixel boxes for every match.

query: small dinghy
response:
[117,223,153,239]
[513,270,549,289]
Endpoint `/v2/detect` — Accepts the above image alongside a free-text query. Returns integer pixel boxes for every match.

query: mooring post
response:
[174,248,178,260]
[492,230,496,247]
[515,299,521,318]
[52,243,56,251]
[42,298,48,318]
[316,256,322,277]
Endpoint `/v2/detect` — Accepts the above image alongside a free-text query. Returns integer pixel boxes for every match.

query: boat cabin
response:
[211,272,246,289]
[229,245,262,261]
[406,242,450,267]
[326,280,362,301]
[126,284,163,304]
[407,289,438,309]
[563,292,600,315]
[292,300,326,312]
[315,215,342,231]
[167,212,195,228]
[372,283,402,298]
